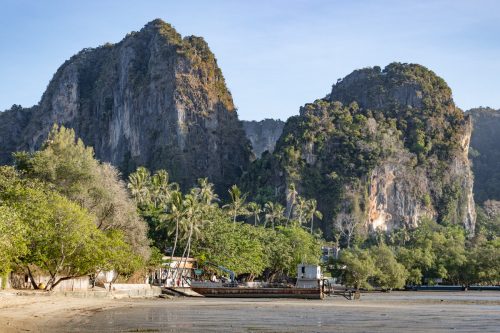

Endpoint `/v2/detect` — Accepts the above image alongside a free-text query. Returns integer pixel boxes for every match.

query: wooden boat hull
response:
[191,287,324,299]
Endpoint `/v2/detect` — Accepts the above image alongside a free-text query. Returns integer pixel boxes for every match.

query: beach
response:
[1,291,499,332]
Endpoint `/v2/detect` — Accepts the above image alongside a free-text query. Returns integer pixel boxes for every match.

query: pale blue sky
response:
[1,0,499,120]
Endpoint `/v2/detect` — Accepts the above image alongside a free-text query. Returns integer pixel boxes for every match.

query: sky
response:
[1,0,499,120]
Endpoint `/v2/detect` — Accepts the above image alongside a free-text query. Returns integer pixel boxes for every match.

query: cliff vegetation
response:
[242,63,476,242]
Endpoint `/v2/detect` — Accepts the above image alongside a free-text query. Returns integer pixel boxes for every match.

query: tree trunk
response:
[173,223,193,285]
[179,229,193,286]
[45,274,56,291]
[50,275,82,291]
[26,266,39,290]
[183,238,192,286]
[286,203,293,225]
[170,217,180,264]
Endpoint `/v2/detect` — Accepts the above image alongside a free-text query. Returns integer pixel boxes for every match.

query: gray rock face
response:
[467,107,500,203]
[368,153,434,232]
[241,119,285,158]
[367,117,476,233]
[0,19,252,193]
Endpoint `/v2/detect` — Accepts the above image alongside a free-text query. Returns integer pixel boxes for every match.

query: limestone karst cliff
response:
[0,24,479,239]
[242,63,476,237]
[242,119,285,158]
[0,19,252,193]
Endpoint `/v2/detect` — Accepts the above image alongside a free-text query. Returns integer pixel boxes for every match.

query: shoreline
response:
[0,291,158,332]
[1,291,499,332]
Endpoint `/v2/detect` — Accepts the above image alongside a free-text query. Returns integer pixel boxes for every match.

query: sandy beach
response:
[1,291,499,332]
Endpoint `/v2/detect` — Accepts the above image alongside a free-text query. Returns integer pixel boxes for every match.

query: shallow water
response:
[60,291,500,332]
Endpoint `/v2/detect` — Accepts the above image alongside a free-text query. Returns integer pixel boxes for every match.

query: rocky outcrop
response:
[0,19,252,193]
[368,155,433,232]
[243,63,476,237]
[0,104,34,163]
[242,119,284,158]
[467,107,500,203]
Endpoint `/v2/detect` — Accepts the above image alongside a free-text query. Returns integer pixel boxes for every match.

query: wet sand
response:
[0,291,138,332]
[1,291,499,332]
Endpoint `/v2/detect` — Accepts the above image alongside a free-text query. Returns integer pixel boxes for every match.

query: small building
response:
[321,245,340,262]
[296,264,322,288]
[2,271,89,291]
[151,256,197,287]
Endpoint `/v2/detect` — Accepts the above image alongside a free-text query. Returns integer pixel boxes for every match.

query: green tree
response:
[370,244,408,289]
[0,170,110,290]
[223,185,248,224]
[246,202,262,226]
[163,190,184,260]
[264,202,285,229]
[196,178,219,206]
[338,248,376,290]
[128,167,151,205]
[193,220,268,280]
[394,219,467,285]
[149,169,177,207]
[174,179,216,279]
[396,246,433,285]
[464,239,500,285]
[475,201,500,241]
[97,230,144,284]
[277,225,321,277]
[293,196,308,226]
[304,199,323,234]
[0,205,27,276]
[285,183,298,223]
[15,125,150,260]
[128,167,181,249]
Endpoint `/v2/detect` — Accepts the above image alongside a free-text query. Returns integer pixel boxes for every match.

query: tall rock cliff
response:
[0,19,252,193]
[467,107,500,203]
[242,119,285,158]
[242,63,476,237]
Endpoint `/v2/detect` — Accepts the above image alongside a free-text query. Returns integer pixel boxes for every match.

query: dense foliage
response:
[0,126,148,290]
[0,166,143,290]
[242,63,473,240]
[128,166,322,281]
[1,123,498,290]
[14,125,150,259]
[332,217,499,289]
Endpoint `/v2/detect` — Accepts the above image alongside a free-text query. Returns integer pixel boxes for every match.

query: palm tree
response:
[223,185,248,224]
[264,202,285,229]
[163,190,184,263]
[173,178,219,284]
[246,202,261,226]
[150,169,179,208]
[172,194,195,285]
[286,183,298,223]
[305,199,322,234]
[264,202,274,228]
[197,178,218,206]
[127,167,151,205]
[174,190,212,283]
[293,196,308,226]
